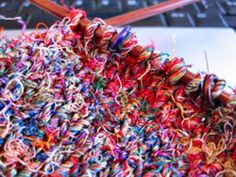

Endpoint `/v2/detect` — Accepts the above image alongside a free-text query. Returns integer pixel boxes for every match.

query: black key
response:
[192,2,203,14]
[17,1,39,15]
[0,1,7,8]
[200,0,212,10]
[123,0,147,11]
[219,1,236,15]
[169,2,202,21]
[182,4,200,14]
[226,0,236,6]
[193,12,225,27]
[74,0,96,15]
[130,15,163,26]
[96,0,122,18]
[196,1,207,12]
[146,0,166,5]
[216,1,227,15]
[146,0,158,6]
[223,15,236,28]
[202,0,219,11]
[165,12,192,27]
[218,12,230,27]
[0,1,9,16]
[0,0,21,15]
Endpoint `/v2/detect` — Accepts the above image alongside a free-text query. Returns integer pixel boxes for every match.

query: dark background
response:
[0,0,236,30]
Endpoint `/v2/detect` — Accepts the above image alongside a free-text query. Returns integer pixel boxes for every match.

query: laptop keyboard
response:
[1,0,236,29]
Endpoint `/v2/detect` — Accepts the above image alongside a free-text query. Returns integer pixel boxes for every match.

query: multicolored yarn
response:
[0,10,236,177]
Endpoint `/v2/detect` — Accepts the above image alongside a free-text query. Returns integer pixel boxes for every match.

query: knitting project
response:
[0,10,235,177]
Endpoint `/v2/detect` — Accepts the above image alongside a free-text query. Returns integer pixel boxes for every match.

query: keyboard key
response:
[220,1,236,15]
[165,12,192,27]
[223,15,236,28]
[216,1,227,15]
[218,12,230,27]
[192,2,203,14]
[0,0,21,15]
[226,0,236,6]
[123,0,147,11]
[199,0,206,9]
[182,4,201,14]
[146,0,166,5]
[0,1,7,8]
[74,0,96,14]
[193,12,224,27]
[202,0,219,10]
[130,15,163,26]
[17,1,36,14]
[97,0,122,17]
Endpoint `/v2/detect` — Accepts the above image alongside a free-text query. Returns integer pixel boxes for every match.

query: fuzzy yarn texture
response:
[0,10,235,177]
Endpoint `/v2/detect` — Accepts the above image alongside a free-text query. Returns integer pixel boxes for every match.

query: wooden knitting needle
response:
[29,0,232,104]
